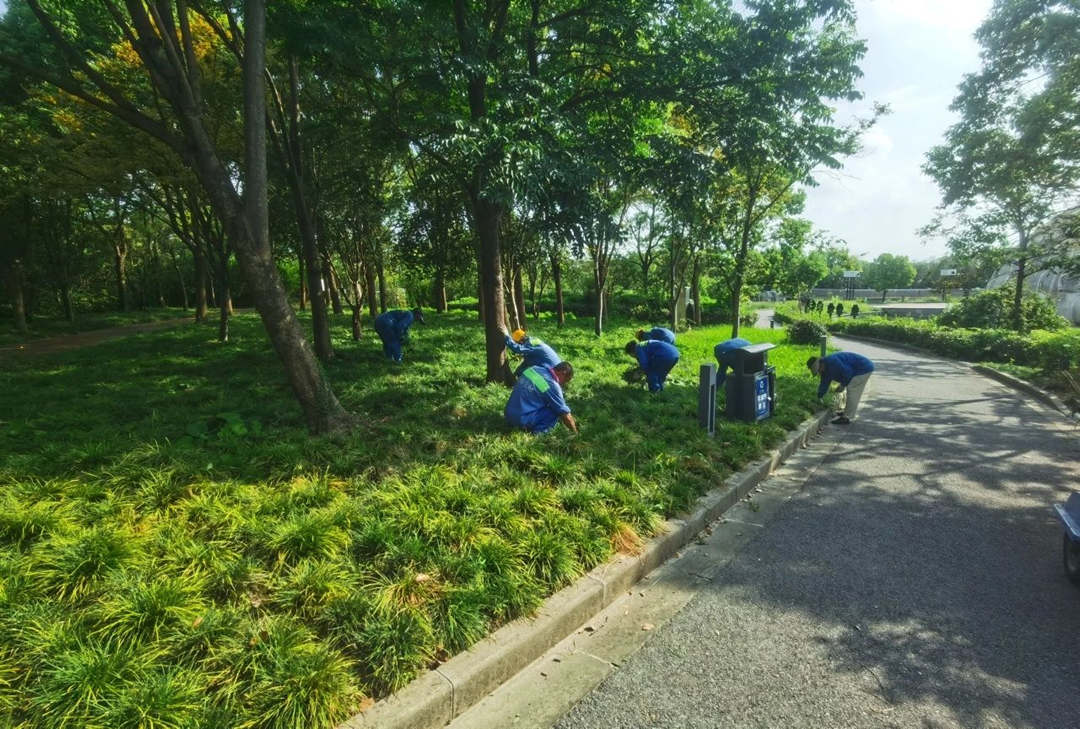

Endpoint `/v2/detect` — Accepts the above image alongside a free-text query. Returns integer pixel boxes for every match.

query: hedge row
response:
[774,307,1080,370]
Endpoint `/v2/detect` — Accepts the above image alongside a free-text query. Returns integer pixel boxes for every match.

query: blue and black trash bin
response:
[725,343,776,423]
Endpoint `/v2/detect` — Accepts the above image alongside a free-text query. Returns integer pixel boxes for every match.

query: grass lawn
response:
[0,308,193,347]
[0,310,828,729]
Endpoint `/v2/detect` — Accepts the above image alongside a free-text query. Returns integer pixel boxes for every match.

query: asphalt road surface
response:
[555,338,1080,729]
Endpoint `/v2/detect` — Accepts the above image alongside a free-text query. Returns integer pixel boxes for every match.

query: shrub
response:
[938,285,1068,331]
[828,316,1080,369]
[786,318,828,345]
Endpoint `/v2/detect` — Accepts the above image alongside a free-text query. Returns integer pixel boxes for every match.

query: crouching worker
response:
[374,307,425,363]
[625,339,680,392]
[505,329,560,378]
[807,352,874,424]
[504,361,578,434]
[714,337,751,385]
[636,326,676,345]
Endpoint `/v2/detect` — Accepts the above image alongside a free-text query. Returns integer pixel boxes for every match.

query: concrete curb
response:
[343,408,832,729]
[971,364,1079,421]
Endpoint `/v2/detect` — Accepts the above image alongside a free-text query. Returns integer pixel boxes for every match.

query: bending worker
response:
[714,337,751,384]
[625,338,680,392]
[504,361,578,434]
[636,326,676,344]
[505,329,560,378]
[807,352,875,424]
[374,307,425,363]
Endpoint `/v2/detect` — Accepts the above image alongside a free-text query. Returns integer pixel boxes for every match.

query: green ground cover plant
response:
[0,308,192,347]
[0,311,825,728]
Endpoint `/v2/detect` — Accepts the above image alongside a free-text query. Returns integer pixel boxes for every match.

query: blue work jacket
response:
[817,352,875,398]
[505,335,560,369]
[504,365,571,434]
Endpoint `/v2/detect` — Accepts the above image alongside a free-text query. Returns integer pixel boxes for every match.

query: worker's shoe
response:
[831,415,851,425]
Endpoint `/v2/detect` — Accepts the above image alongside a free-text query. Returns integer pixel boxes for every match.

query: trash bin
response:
[725,343,776,422]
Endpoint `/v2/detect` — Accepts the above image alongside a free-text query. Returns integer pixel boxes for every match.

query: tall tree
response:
[923,0,1080,331]
[0,0,350,432]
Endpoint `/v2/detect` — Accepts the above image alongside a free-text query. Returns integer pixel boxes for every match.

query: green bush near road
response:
[0,311,825,729]
[773,302,1080,370]
[786,318,828,345]
[827,317,1080,369]
[937,285,1068,331]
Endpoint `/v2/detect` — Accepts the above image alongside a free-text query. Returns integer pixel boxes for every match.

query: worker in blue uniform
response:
[807,351,875,424]
[625,338,680,392]
[374,307,425,363]
[714,337,751,385]
[505,330,561,378]
[635,326,676,345]
[504,361,578,434]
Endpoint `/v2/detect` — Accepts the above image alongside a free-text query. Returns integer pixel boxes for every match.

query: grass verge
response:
[0,310,827,728]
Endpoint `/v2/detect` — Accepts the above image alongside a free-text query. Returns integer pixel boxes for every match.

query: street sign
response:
[843,270,860,278]
[940,268,958,276]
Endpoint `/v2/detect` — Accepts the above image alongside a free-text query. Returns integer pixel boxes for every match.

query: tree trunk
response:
[476,264,485,321]
[363,261,377,319]
[194,248,209,322]
[551,253,565,328]
[282,55,333,361]
[474,196,511,382]
[218,289,230,343]
[593,266,605,336]
[325,256,344,316]
[216,255,232,341]
[690,256,702,326]
[351,280,363,340]
[377,259,388,313]
[170,251,189,310]
[1012,227,1029,332]
[114,243,128,312]
[176,0,348,433]
[298,251,306,310]
[527,268,539,318]
[435,267,448,312]
[10,259,27,333]
[59,283,74,323]
[512,263,527,325]
[730,193,757,339]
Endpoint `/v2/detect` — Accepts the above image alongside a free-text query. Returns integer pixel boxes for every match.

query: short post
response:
[819,334,827,358]
[698,362,717,436]
[770,316,776,329]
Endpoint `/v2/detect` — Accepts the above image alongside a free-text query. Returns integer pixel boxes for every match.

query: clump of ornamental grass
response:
[432,583,490,653]
[28,640,153,729]
[272,558,358,622]
[262,508,350,565]
[214,615,358,729]
[325,592,434,696]
[102,666,207,729]
[0,496,75,550]
[166,605,243,666]
[28,525,141,601]
[517,525,582,587]
[92,572,207,649]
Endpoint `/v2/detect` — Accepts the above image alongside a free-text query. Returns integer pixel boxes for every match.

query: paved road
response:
[555,338,1080,729]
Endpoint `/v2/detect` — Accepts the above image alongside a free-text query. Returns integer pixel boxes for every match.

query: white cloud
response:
[799,0,994,262]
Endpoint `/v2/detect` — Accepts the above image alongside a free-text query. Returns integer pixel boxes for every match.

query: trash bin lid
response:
[737,343,776,354]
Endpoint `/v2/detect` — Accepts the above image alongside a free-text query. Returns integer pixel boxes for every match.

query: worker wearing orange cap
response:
[505,329,561,378]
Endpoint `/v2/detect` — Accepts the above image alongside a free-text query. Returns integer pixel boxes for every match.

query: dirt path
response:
[0,317,196,359]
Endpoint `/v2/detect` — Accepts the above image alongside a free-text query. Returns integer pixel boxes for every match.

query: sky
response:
[801,0,994,262]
